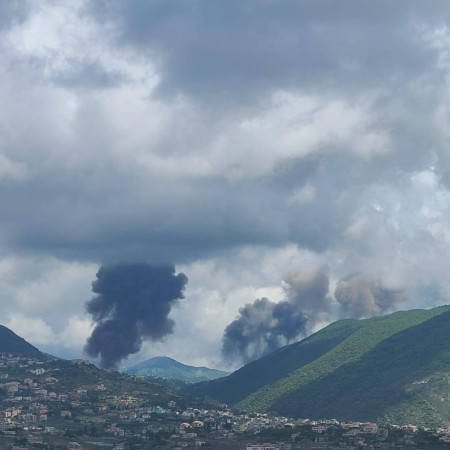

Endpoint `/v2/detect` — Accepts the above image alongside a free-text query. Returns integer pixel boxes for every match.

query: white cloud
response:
[59,316,93,350]
[0,257,95,325]
[6,314,55,347]
[288,185,316,205]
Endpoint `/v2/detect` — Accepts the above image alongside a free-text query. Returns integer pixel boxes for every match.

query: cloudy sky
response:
[2,0,450,369]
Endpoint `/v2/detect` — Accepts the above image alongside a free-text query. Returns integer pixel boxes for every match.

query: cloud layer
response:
[1,1,450,366]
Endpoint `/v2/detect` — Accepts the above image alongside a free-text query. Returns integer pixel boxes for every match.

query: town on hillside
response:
[1,353,450,449]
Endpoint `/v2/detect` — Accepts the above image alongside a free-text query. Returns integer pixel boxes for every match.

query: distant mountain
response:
[126,356,229,382]
[0,324,45,358]
[188,305,450,427]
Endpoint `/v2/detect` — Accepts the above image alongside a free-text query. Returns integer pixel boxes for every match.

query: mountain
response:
[188,305,450,427]
[126,356,229,382]
[0,324,45,358]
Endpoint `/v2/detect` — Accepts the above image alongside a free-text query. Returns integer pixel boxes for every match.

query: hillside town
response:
[1,354,450,449]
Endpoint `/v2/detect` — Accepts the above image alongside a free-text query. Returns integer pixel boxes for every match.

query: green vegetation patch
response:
[237,305,450,423]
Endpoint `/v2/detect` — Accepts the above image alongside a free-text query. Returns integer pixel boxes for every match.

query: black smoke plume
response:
[222,267,330,365]
[335,273,407,318]
[84,264,187,368]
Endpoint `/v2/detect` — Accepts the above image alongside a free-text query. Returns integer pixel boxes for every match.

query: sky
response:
[2,0,450,369]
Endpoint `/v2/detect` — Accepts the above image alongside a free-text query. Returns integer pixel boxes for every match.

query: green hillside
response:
[0,324,44,358]
[190,305,450,427]
[126,356,229,382]
[187,318,361,404]
[268,308,450,427]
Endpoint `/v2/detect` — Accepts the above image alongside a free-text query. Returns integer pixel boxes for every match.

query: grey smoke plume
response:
[221,297,308,364]
[335,274,407,318]
[222,267,331,364]
[84,264,187,368]
[283,267,332,319]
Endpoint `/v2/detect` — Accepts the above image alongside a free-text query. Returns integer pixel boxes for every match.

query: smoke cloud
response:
[335,274,407,318]
[221,268,410,365]
[283,267,332,319]
[84,264,187,368]
[222,267,331,364]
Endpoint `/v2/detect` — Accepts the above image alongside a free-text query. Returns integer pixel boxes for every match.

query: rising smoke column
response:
[221,297,308,364]
[335,273,407,318]
[222,267,331,364]
[282,267,332,320]
[84,264,187,368]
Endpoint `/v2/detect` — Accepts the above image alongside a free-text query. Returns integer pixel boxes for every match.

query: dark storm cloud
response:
[0,0,449,309]
[222,267,330,364]
[1,177,293,263]
[0,0,447,267]
[0,151,396,264]
[335,274,408,318]
[87,0,447,105]
[2,0,450,365]
[85,264,187,368]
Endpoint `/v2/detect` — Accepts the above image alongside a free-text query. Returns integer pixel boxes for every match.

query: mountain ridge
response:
[126,356,229,382]
[0,324,45,358]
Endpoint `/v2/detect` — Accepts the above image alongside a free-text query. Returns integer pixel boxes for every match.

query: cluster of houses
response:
[1,353,450,449]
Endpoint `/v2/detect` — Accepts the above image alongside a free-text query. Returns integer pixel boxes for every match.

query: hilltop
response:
[0,324,45,359]
[126,356,229,382]
[188,305,450,427]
